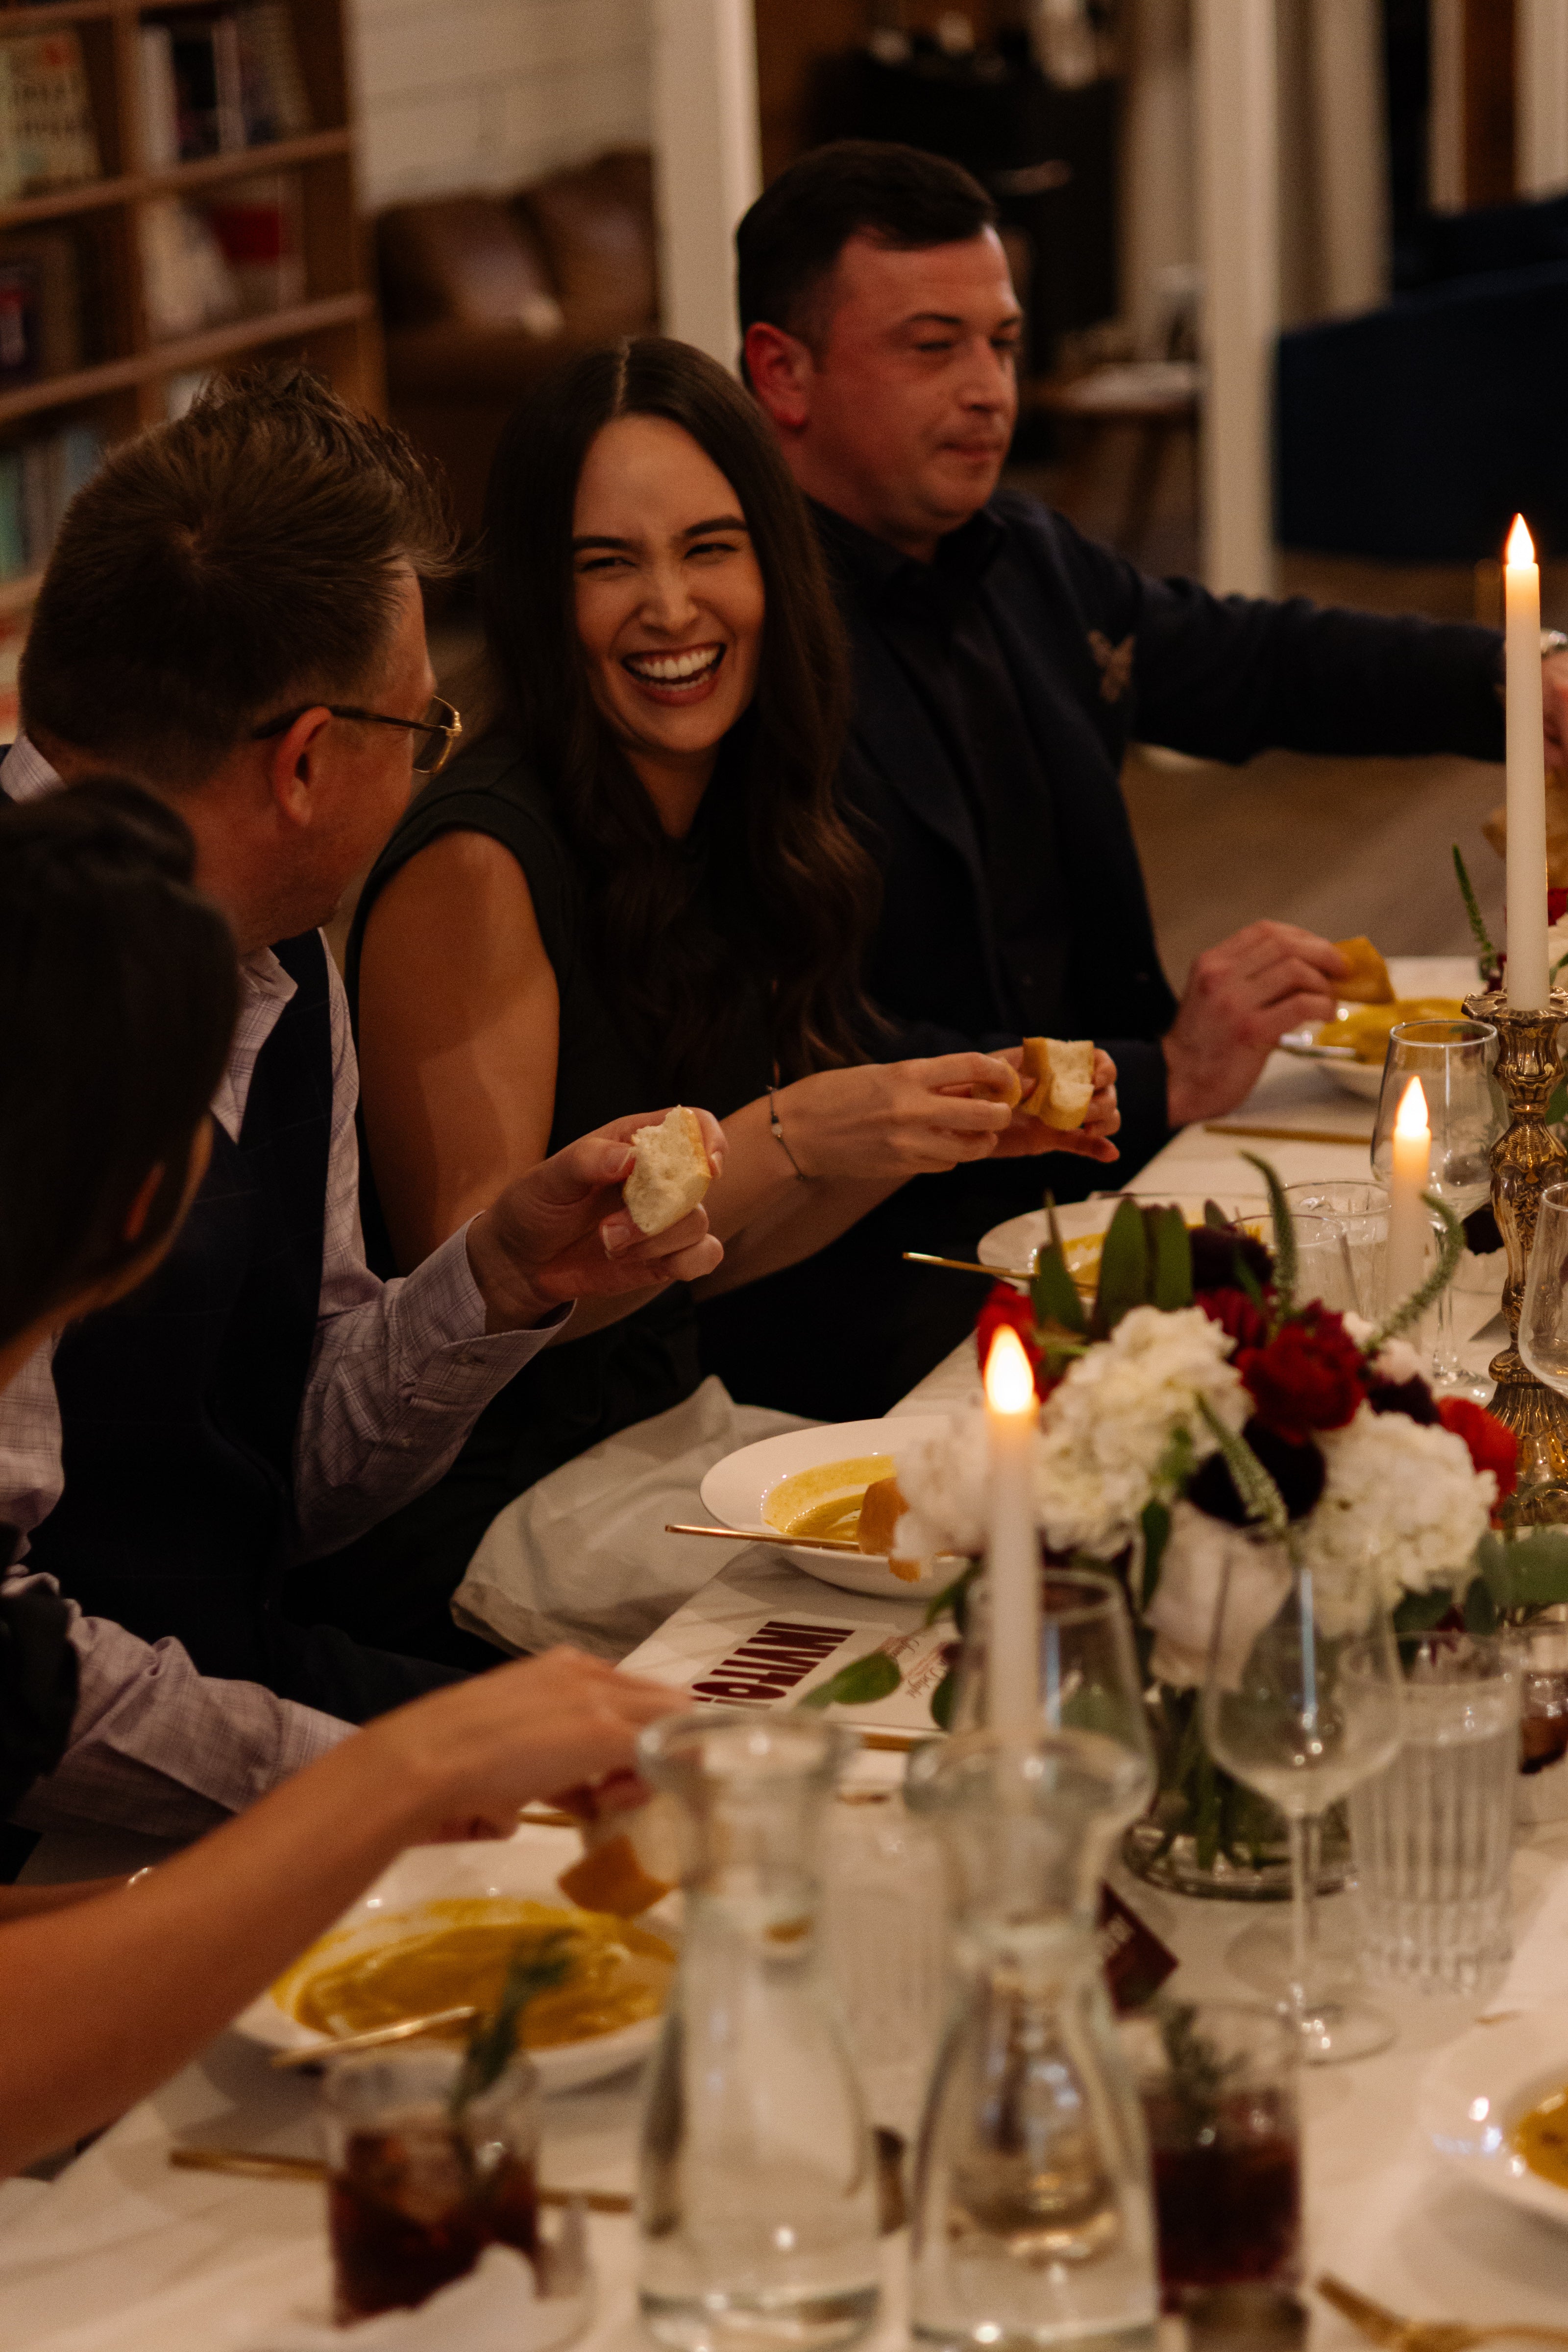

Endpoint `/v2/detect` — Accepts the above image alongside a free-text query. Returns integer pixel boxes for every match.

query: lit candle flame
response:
[1395,1075,1429,1139]
[1507,513,1536,568]
[984,1323,1036,1415]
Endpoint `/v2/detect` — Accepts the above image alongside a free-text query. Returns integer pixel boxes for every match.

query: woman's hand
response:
[982,1046,1121,1165]
[368,1647,688,1841]
[771,1054,1021,1179]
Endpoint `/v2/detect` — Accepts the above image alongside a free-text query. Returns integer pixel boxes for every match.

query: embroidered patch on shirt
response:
[1088,630,1135,705]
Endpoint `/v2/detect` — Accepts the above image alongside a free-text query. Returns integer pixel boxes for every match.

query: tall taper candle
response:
[1505,514,1550,1009]
[1386,1076,1432,1308]
[983,1323,1040,1741]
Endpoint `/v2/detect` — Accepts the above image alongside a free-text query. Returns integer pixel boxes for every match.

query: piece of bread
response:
[624,1105,711,1237]
[856,1473,920,1579]
[1018,1037,1095,1130]
[558,1832,673,1919]
[1332,936,1394,1005]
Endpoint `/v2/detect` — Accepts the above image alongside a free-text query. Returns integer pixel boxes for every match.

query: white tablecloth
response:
[10,984,1561,2350]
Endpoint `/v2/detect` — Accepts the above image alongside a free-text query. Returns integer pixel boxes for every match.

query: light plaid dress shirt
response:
[0,737,565,1837]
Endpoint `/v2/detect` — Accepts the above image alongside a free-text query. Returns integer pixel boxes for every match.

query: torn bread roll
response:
[1331,936,1393,1005]
[856,1473,921,1581]
[624,1105,711,1237]
[1018,1037,1095,1130]
[557,1792,683,1918]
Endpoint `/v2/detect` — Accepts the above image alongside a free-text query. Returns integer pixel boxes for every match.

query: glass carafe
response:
[906,1733,1158,2352]
[636,1708,881,2352]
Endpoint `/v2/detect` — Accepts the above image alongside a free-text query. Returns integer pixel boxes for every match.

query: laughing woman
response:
[335,339,1118,1661]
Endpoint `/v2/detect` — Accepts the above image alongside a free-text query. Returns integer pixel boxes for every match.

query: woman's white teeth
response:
[625,647,721,684]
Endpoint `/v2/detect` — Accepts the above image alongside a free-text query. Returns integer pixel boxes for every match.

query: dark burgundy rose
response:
[1188,1418,1327,1523]
[1189,1225,1274,1294]
[1236,1305,1366,1441]
[1367,1376,1441,1425]
[1196,1287,1271,1351]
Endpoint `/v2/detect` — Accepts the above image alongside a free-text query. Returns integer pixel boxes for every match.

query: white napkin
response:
[252,2245,589,2352]
[452,1375,811,1658]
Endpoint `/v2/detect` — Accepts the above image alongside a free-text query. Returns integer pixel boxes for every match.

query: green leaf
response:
[1031,1220,1088,1338]
[800,1649,902,1711]
[1391,1587,1454,1636]
[1453,843,1498,977]
[1476,1525,1568,1612]
[924,1559,981,1631]
[1550,1079,1568,1128]
[1094,1198,1149,1335]
[929,1666,957,1731]
[1239,1153,1295,1313]
[1139,1497,1172,1609]
[451,1932,574,2117]
[1203,1200,1231,1231]
[1149,1204,1194,1311]
[1463,1578,1500,1635]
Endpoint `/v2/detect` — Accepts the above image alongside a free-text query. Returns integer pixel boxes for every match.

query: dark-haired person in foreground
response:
[710,138,1554,1416]
[0,371,723,1831]
[0,779,684,2178]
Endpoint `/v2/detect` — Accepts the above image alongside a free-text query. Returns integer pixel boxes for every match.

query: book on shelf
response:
[143,7,311,166]
[205,171,303,314]
[0,417,102,586]
[139,197,242,340]
[0,229,82,382]
[0,31,100,201]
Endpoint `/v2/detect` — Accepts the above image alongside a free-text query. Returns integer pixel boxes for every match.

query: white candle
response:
[1386,1076,1432,1308]
[984,1324,1040,1741]
[1506,513,1551,1009]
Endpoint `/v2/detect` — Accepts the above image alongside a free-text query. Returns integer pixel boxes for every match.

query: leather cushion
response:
[517,148,658,338]
[377,194,563,333]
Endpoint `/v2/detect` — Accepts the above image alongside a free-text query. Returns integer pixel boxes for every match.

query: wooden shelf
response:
[141,126,353,196]
[0,291,373,425]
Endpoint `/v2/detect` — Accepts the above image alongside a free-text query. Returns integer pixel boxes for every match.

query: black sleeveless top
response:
[344,731,773,1507]
[26,930,333,1683]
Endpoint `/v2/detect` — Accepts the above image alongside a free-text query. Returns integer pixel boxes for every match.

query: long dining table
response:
[4,961,1568,2350]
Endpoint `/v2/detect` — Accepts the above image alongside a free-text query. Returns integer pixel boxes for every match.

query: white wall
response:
[351,0,653,210]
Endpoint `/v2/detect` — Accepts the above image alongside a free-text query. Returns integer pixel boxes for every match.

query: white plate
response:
[698,1414,955,1597]
[977,1193,1271,1283]
[1418,2013,1568,2228]
[1278,1029,1384,1101]
[235,1823,673,2095]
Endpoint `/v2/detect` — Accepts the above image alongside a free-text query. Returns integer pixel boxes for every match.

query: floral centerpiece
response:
[887,1158,1563,1898]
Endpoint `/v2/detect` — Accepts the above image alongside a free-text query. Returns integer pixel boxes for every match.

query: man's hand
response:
[465,1108,727,1330]
[1162,922,1348,1127]
[1542,650,1568,767]
[980,1046,1121,1163]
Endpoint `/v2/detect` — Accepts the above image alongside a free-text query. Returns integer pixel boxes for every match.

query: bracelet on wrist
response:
[768,1087,808,1182]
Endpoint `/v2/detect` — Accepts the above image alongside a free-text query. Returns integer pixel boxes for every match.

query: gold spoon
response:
[167,2148,630,2210]
[1317,2273,1568,2351]
[268,2005,479,2068]
[664,1521,970,1566]
[902,1250,1035,1281]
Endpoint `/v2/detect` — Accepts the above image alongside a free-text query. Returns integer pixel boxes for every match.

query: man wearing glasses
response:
[0,368,725,1838]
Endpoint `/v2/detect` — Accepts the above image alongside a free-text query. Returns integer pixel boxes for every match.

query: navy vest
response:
[26,931,333,1682]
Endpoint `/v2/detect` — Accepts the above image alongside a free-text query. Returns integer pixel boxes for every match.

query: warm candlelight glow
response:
[1395,1076,1430,1141]
[1507,513,1536,568]
[984,1323,1035,1416]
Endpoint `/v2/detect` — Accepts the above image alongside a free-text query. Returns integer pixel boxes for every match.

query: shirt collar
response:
[0,734,61,804]
[808,498,1009,605]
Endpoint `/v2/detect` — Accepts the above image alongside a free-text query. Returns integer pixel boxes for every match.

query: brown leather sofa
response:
[377,148,659,540]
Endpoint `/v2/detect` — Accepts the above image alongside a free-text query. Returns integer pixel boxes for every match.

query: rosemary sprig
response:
[1365,1193,1466,1352]
[449,1932,573,2117]
[1198,1397,1288,1543]
[1239,1151,1295,1317]
[1453,844,1499,980]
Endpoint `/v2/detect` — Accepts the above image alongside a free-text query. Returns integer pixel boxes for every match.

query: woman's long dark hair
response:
[480,336,878,1092]
[0,780,238,1345]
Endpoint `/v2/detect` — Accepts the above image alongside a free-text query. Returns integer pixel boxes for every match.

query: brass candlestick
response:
[1463,987,1568,1519]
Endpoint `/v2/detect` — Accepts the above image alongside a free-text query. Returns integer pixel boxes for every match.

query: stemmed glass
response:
[1519,1178,1568,1396]
[1201,1546,1402,2064]
[1371,1018,1502,1396]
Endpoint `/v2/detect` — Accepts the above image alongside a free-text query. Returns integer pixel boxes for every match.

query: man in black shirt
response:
[696,141,1568,1418]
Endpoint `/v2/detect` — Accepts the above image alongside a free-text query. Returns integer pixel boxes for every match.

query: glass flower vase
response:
[905,1732,1159,2352]
[635,1708,882,2352]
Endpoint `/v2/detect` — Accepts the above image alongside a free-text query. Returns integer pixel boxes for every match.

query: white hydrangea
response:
[1294,1403,1494,1619]
[892,1410,990,1566]
[1341,1313,1423,1389]
[1033,1306,1248,1557]
[1143,1504,1292,1690]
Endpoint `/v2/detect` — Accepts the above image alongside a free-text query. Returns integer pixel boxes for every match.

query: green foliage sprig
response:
[1453,843,1499,982]
[1239,1152,1296,1315]
[1366,1193,1466,1351]
[450,1932,573,2117]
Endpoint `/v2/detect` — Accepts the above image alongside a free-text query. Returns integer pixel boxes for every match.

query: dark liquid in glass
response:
[1142,2087,1300,2310]
[329,2121,539,2322]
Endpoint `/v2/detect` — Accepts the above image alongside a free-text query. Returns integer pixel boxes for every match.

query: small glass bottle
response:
[636,1708,882,2352]
[906,1732,1159,2352]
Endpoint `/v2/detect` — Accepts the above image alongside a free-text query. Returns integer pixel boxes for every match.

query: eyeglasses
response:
[250,694,463,776]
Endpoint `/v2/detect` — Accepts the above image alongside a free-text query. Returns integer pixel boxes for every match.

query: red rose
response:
[1236,1305,1367,1442]
[1551,888,1568,926]
[1437,1396,1519,1507]
[1197,1286,1271,1352]
[976,1283,1049,1399]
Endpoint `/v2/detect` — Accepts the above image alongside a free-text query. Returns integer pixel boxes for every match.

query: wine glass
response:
[1284,1181,1389,1319]
[1371,1018,1501,1396]
[1201,1547,1402,2063]
[1519,1178,1568,1396]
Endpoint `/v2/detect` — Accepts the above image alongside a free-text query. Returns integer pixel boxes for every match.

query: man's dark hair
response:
[736,139,997,365]
[0,780,238,1342]
[20,365,455,790]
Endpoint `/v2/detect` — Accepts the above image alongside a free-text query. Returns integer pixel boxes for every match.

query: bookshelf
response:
[0,0,380,629]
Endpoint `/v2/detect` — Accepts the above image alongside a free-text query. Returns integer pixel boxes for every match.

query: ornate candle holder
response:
[1464,987,1568,1520]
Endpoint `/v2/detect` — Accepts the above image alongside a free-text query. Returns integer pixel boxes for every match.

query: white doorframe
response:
[1519,0,1568,195]
[650,0,762,369]
[1194,0,1278,594]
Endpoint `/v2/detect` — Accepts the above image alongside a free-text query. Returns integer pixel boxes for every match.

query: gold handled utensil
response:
[166,2148,631,2211]
[1204,1121,1374,1148]
[1317,2272,1568,2350]
[268,2006,479,2068]
[902,1250,1035,1281]
[664,1521,971,1566]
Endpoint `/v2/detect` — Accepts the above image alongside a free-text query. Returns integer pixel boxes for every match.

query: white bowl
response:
[1417,2013,1568,2229]
[978,1192,1271,1284]
[698,1415,955,1598]
[234,1822,674,2095]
